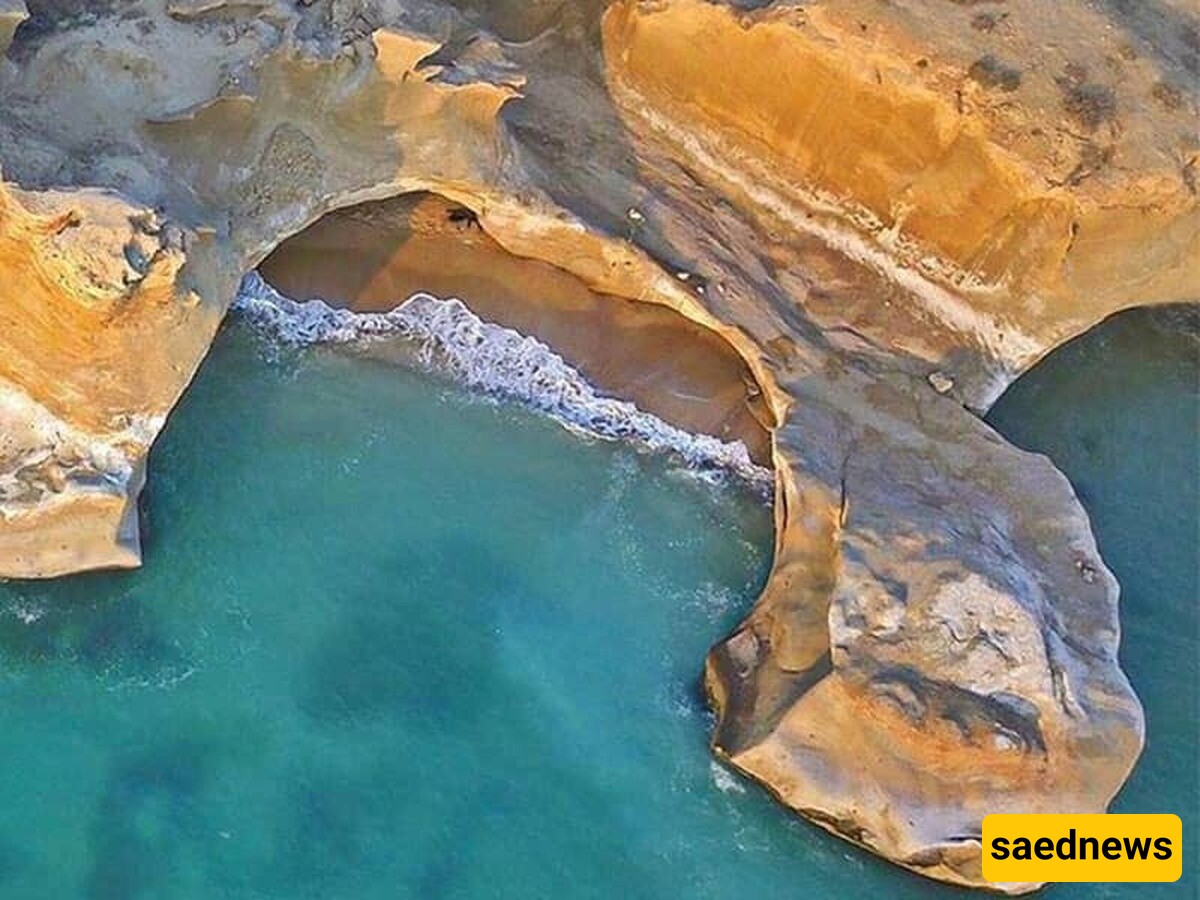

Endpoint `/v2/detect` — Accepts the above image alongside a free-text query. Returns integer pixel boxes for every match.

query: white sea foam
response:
[709,760,747,795]
[0,382,159,515]
[233,273,774,492]
[4,600,44,625]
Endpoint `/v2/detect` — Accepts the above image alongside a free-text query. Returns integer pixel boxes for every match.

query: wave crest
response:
[233,273,774,492]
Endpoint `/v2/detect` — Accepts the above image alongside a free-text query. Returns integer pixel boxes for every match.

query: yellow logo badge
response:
[982,814,1182,883]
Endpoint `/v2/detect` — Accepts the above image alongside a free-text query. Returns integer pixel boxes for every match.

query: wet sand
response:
[259,193,772,465]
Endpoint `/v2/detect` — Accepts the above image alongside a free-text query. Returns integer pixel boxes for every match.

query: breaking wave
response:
[233,273,774,492]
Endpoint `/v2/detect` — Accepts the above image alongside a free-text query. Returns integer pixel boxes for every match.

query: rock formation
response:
[257,192,775,465]
[1,0,1194,891]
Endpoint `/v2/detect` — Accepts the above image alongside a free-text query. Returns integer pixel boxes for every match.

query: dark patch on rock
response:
[1054,141,1114,188]
[968,55,1021,91]
[970,12,1005,32]
[1152,80,1186,111]
[1061,82,1118,130]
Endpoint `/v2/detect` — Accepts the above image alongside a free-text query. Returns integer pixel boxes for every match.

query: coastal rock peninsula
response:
[1,0,1194,891]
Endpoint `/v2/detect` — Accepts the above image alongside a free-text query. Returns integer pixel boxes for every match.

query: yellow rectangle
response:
[982,814,1182,883]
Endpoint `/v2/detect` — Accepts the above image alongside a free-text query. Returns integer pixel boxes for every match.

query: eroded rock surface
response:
[2,0,1193,891]
[257,192,775,464]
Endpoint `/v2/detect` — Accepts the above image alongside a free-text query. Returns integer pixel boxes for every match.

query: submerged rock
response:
[1,0,1191,890]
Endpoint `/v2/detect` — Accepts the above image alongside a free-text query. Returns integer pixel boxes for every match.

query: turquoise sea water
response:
[987,307,1199,899]
[0,307,1194,899]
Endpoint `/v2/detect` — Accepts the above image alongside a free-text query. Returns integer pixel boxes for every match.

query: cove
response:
[0,304,1193,899]
[0,320,922,899]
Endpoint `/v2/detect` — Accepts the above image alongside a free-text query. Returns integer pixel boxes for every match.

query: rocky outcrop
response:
[0,179,210,575]
[596,1,1191,888]
[0,1,25,55]
[603,0,1198,406]
[2,0,1193,890]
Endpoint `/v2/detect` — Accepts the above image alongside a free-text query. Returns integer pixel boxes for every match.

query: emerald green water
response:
[0,307,1193,899]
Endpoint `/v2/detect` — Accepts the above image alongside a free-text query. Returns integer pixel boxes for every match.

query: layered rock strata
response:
[2,0,1195,891]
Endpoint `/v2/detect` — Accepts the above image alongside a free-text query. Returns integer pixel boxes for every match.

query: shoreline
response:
[234,272,775,495]
[258,193,776,469]
[0,0,1178,888]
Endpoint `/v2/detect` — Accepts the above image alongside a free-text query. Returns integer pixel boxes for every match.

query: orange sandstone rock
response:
[0,0,1184,890]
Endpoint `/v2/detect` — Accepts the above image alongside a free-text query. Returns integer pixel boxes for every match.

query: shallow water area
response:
[0,302,1194,899]
[232,274,774,493]
[0,319,898,899]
